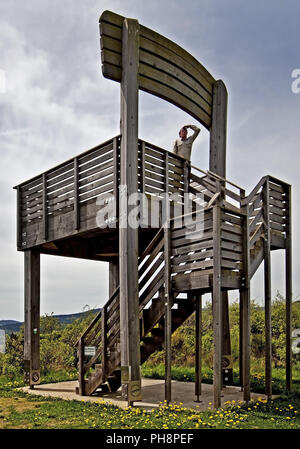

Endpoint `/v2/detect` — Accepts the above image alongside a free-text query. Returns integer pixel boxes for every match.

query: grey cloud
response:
[0,0,299,320]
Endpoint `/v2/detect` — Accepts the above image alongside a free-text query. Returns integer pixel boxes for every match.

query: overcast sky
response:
[0,0,299,321]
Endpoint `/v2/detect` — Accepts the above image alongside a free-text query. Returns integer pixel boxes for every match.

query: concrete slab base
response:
[22,378,268,411]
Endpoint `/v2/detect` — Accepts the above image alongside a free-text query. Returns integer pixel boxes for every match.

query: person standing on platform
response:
[173,125,200,161]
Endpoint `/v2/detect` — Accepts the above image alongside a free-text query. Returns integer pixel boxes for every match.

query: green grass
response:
[0,365,299,429]
[0,369,78,390]
[0,384,299,429]
[141,362,300,395]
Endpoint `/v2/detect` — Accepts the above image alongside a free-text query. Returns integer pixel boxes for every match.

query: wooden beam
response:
[119,17,141,405]
[101,307,108,382]
[17,186,22,249]
[239,291,244,390]
[241,203,251,402]
[78,337,85,395]
[42,173,48,241]
[221,291,232,387]
[195,294,202,401]
[74,157,80,230]
[285,184,292,390]
[109,261,119,296]
[209,80,227,178]
[263,179,272,399]
[164,151,172,404]
[24,250,40,388]
[212,204,222,408]
[164,226,172,404]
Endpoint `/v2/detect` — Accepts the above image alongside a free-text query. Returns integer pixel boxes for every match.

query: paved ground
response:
[22,379,267,410]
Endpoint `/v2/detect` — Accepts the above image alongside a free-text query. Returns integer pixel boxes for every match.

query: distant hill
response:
[0,309,101,334]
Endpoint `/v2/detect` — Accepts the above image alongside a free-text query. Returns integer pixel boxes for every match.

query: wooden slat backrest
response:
[99,10,215,129]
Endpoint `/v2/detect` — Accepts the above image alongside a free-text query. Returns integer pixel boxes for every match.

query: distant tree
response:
[40,313,62,334]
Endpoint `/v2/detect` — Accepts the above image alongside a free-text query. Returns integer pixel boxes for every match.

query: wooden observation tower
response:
[14,11,292,408]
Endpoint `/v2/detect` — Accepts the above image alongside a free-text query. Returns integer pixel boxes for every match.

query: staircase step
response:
[108,370,121,391]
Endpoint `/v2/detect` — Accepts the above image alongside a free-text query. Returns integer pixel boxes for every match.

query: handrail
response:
[75,286,120,347]
[190,164,244,193]
[13,135,120,190]
[242,176,268,206]
[206,170,245,193]
[268,175,291,189]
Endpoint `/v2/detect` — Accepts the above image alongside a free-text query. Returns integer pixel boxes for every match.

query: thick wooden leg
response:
[264,252,272,399]
[164,226,172,404]
[221,291,232,387]
[164,297,172,404]
[241,288,250,402]
[263,180,272,399]
[212,287,222,409]
[212,205,222,409]
[239,291,244,390]
[24,250,40,388]
[285,184,292,391]
[119,18,141,405]
[195,294,202,401]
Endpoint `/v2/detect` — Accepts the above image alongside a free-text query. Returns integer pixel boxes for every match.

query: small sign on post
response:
[84,346,96,357]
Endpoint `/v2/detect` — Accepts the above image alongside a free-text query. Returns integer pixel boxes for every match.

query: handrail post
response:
[78,337,85,396]
[113,137,120,223]
[17,186,22,250]
[74,157,80,231]
[42,173,48,241]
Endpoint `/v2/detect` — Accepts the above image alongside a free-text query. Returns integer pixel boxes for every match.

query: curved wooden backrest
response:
[99,10,216,130]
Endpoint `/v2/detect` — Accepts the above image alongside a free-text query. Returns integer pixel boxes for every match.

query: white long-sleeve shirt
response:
[173,125,200,161]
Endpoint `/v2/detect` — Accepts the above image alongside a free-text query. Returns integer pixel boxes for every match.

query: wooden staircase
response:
[76,172,290,397]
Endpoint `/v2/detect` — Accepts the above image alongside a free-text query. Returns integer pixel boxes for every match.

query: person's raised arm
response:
[185,125,200,142]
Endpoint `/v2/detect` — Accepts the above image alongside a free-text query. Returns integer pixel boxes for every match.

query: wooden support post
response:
[285,184,292,391]
[24,250,40,388]
[101,307,108,382]
[241,204,251,402]
[42,173,48,241]
[241,288,250,402]
[74,157,80,231]
[119,17,141,405]
[209,80,227,179]
[210,82,232,390]
[109,262,119,297]
[263,179,272,399]
[212,204,222,408]
[164,151,172,404]
[164,225,172,404]
[195,294,202,401]
[239,291,244,390]
[78,337,85,395]
[221,291,232,387]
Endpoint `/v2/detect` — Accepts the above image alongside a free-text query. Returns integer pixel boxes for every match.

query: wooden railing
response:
[77,286,119,394]
[16,136,120,248]
[15,135,246,249]
[242,175,290,251]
